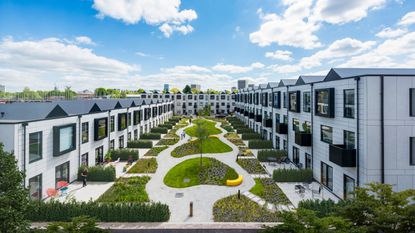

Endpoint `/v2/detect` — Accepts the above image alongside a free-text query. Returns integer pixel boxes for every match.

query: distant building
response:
[231,87,237,92]
[238,80,248,89]
[0,84,5,92]
[76,90,95,99]
[248,84,254,88]
[190,84,201,90]
[163,84,169,92]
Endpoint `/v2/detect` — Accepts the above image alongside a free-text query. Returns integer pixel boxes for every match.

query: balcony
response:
[263,118,272,128]
[255,115,262,123]
[275,123,288,134]
[295,132,312,146]
[249,112,255,119]
[329,144,356,167]
[243,110,249,116]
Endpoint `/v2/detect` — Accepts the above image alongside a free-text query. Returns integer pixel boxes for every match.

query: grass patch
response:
[127,158,158,173]
[213,195,278,222]
[171,137,232,158]
[237,159,267,174]
[97,177,150,203]
[143,146,168,157]
[250,178,291,205]
[185,119,222,137]
[164,157,238,188]
[156,138,179,145]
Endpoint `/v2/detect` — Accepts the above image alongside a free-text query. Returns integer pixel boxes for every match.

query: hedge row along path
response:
[146,119,256,222]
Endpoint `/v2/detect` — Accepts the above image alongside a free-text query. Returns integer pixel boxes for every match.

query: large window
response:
[128,113,132,126]
[81,153,88,166]
[118,113,127,131]
[344,130,355,149]
[344,89,355,118]
[29,174,42,201]
[95,146,104,165]
[288,91,300,112]
[321,125,333,144]
[283,139,287,151]
[119,135,124,149]
[55,161,69,187]
[275,136,280,149]
[321,162,333,190]
[29,131,42,163]
[410,89,415,116]
[315,88,335,117]
[344,175,355,199]
[305,153,312,169]
[273,92,281,108]
[110,116,115,132]
[283,92,287,108]
[293,118,300,131]
[110,139,115,150]
[81,122,89,144]
[293,146,300,165]
[94,118,108,141]
[303,91,311,112]
[53,124,76,156]
[410,137,415,166]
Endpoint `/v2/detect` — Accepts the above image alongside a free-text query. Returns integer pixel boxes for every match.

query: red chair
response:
[46,188,58,197]
[56,181,69,189]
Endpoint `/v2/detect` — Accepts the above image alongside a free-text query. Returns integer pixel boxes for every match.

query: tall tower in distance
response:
[163,84,169,92]
[237,80,248,89]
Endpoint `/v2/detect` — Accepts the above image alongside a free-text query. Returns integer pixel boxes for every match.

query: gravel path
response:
[146,120,256,223]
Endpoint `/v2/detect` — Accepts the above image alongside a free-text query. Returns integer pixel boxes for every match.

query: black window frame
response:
[110,116,115,132]
[321,162,333,190]
[303,91,311,112]
[344,174,355,200]
[305,153,312,169]
[94,117,108,141]
[117,113,127,131]
[53,123,77,157]
[344,130,355,149]
[320,125,333,144]
[410,137,415,166]
[315,88,335,118]
[29,131,43,163]
[288,91,301,112]
[344,89,355,119]
[292,146,300,165]
[273,91,281,109]
[28,174,42,201]
[81,122,89,144]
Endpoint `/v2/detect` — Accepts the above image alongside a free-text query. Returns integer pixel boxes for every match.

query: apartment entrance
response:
[55,161,69,188]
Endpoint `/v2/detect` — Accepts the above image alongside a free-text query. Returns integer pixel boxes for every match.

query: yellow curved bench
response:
[226,175,243,186]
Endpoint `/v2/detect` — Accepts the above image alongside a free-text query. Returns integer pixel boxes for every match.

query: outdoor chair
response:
[312,184,322,199]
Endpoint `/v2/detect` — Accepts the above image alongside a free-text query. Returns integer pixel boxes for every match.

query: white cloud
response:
[212,62,265,74]
[268,64,302,73]
[92,0,197,37]
[75,36,95,45]
[136,51,163,59]
[376,27,408,38]
[313,0,386,24]
[265,50,293,61]
[398,11,415,26]
[161,65,211,73]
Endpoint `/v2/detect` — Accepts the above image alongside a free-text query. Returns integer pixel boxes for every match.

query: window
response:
[344,175,355,199]
[288,91,300,112]
[53,124,76,156]
[293,146,300,165]
[128,113,132,126]
[177,95,182,100]
[410,137,415,165]
[344,89,355,118]
[133,111,140,125]
[283,140,288,151]
[110,116,115,132]
[188,95,193,99]
[110,139,115,150]
[275,136,280,149]
[29,131,42,163]
[283,115,288,124]
[273,92,281,108]
[199,95,204,99]
[221,95,226,100]
[321,125,333,144]
[292,118,300,131]
[283,92,287,108]
[303,92,311,112]
[315,88,335,117]
[188,102,192,106]
[29,174,42,201]
[55,162,69,188]
[81,122,89,143]
[321,162,333,190]
[81,153,88,166]
[134,129,138,140]
[128,132,131,141]
[118,113,127,131]
[95,146,104,164]
[119,135,124,149]
[275,113,280,123]
[94,118,108,141]
[305,153,312,169]
[344,130,355,149]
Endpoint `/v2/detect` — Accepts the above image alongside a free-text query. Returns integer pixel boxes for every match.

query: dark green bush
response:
[128,140,153,148]
[77,165,115,182]
[140,133,161,140]
[27,201,170,222]
[237,128,255,134]
[222,125,234,132]
[110,149,138,161]
[158,123,174,129]
[242,133,262,140]
[248,140,273,149]
[298,199,339,218]
[151,127,168,134]
[257,150,287,162]
[273,168,313,182]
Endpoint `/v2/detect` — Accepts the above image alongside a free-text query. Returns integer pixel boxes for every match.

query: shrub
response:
[27,200,170,222]
[144,146,168,156]
[140,133,161,140]
[237,159,267,174]
[257,150,287,162]
[128,140,153,148]
[77,165,115,182]
[242,133,262,140]
[237,128,255,134]
[158,123,174,129]
[151,127,168,134]
[273,168,313,182]
[110,149,138,161]
[127,158,158,173]
[98,177,150,202]
[156,138,179,146]
[222,125,234,132]
[248,140,273,149]
[298,199,339,218]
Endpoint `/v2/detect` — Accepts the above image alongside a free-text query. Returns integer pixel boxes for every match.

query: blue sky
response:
[0,0,414,91]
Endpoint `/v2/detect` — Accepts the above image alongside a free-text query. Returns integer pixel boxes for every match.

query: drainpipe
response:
[22,122,28,187]
[310,83,314,171]
[380,75,385,184]
[286,86,290,155]
[355,77,360,186]
[108,110,111,149]
[78,115,81,168]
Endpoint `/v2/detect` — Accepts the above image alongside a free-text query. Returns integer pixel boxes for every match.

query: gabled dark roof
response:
[46,105,68,118]
[267,82,278,88]
[295,75,325,85]
[114,101,122,109]
[325,68,415,81]
[89,103,102,113]
[278,79,297,87]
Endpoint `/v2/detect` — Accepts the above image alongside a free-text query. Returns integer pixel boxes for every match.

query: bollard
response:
[238,189,240,199]
[189,201,193,217]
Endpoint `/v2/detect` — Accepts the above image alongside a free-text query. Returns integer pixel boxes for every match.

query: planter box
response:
[329,144,356,167]
[275,123,288,134]
[295,132,312,146]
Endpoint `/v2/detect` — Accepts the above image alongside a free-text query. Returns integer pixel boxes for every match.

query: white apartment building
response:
[235,68,415,199]
[0,98,173,201]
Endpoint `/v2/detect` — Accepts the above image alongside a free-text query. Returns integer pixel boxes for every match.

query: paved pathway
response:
[146,120,256,223]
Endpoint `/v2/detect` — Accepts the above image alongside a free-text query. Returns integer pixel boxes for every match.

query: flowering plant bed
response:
[97,176,150,203]
[237,158,267,174]
[171,137,232,157]
[250,178,291,205]
[127,158,158,173]
[144,146,168,156]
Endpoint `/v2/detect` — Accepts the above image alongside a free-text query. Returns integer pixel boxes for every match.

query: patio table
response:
[295,184,305,194]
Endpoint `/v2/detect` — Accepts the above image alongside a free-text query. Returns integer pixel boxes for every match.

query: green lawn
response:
[163,157,238,188]
[249,178,291,205]
[97,177,150,203]
[185,119,222,137]
[127,158,158,173]
[171,137,232,157]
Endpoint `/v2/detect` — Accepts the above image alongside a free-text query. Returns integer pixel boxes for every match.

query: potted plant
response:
[104,151,112,163]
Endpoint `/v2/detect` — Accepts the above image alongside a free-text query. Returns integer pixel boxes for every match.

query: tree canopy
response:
[182,85,192,94]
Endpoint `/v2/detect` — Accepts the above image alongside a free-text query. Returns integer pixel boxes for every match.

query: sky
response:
[0,0,415,92]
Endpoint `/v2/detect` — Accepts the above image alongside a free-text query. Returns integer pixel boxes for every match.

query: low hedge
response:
[273,168,313,182]
[77,165,115,182]
[222,125,234,132]
[158,123,174,129]
[298,199,339,218]
[241,133,262,140]
[248,140,273,149]
[27,201,170,222]
[257,150,287,162]
[110,149,139,161]
[151,127,168,134]
[128,140,153,148]
[140,133,161,140]
[236,128,255,134]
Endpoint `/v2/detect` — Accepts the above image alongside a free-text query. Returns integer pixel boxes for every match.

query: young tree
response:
[182,85,192,94]
[170,87,180,94]
[94,87,107,97]
[194,121,209,167]
[137,88,146,94]
[0,143,29,232]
